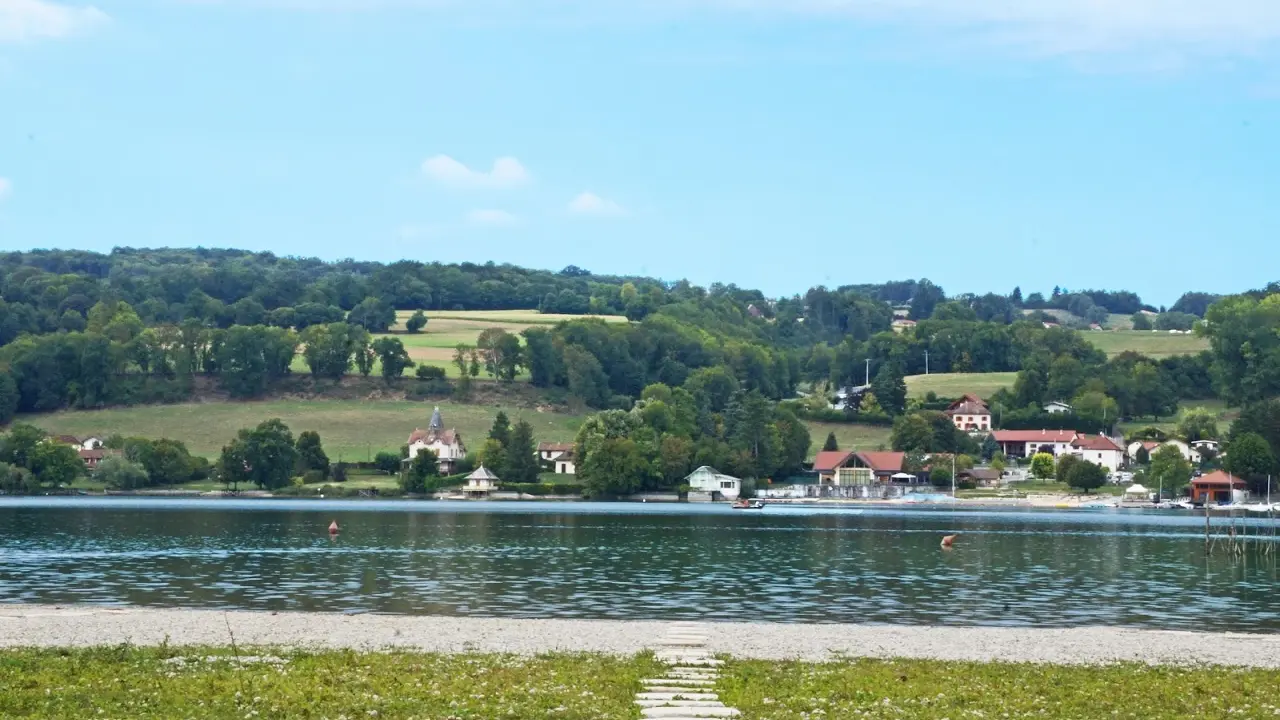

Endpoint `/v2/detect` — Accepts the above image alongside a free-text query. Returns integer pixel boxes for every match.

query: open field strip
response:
[1085,329,1209,358]
[24,399,586,460]
[905,372,1017,399]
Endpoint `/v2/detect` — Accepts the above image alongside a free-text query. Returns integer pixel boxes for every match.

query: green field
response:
[292,309,628,378]
[805,421,894,455]
[1085,330,1209,358]
[905,372,1017,399]
[24,399,587,460]
[1114,399,1235,437]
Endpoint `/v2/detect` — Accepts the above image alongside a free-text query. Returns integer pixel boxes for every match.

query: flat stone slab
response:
[641,707,740,718]
[642,686,719,694]
[643,679,716,687]
[638,700,730,709]
[637,686,721,696]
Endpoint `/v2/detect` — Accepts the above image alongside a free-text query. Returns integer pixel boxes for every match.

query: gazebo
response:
[462,466,500,498]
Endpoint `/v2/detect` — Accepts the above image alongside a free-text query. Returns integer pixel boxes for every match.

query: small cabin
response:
[462,466,500,497]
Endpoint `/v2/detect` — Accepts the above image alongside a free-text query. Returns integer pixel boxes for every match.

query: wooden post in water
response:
[1205,500,1211,553]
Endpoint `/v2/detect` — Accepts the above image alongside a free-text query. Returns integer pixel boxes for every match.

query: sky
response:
[1,1,1279,306]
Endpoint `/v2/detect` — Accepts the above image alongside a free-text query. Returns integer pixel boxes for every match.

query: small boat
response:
[732,499,766,510]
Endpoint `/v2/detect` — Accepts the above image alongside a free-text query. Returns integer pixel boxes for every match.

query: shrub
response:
[331,462,349,482]
[303,469,326,485]
[415,365,446,381]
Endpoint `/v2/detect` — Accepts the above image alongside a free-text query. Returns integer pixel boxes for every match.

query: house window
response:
[720,480,734,489]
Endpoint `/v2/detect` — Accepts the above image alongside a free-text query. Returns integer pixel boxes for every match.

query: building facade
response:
[407,407,467,474]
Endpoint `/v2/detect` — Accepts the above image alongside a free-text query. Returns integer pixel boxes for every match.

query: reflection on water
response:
[0,498,1277,630]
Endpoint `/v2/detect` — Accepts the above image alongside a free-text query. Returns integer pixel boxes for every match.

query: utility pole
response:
[951,453,957,498]
[925,350,930,375]
[864,359,870,387]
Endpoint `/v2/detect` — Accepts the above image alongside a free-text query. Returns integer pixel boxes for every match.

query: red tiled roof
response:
[992,430,1078,443]
[1192,471,1246,487]
[856,451,906,473]
[813,451,854,473]
[408,428,461,445]
[54,435,80,445]
[78,449,105,460]
[1072,435,1123,452]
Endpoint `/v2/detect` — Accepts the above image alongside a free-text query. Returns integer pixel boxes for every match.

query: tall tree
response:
[1149,445,1193,495]
[223,418,299,490]
[822,432,839,452]
[371,337,414,382]
[871,364,907,416]
[503,420,540,484]
[405,310,428,334]
[347,297,396,333]
[296,431,329,473]
[488,412,512,447]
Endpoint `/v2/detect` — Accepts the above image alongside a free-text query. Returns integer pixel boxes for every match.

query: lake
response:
[1,498,1277,631]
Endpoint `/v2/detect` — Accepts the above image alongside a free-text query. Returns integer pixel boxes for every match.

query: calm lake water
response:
[1,498,1277,631]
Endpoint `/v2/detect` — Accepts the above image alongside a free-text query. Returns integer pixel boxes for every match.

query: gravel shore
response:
[3,604,1278,667]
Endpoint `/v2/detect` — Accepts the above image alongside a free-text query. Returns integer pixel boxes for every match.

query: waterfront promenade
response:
[3,605,1279,667]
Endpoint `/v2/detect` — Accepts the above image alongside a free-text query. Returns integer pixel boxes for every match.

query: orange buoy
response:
[328,520,339,534]
[940,534,957,548]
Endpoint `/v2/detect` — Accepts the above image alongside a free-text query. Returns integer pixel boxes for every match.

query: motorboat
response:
[732,499,766,510]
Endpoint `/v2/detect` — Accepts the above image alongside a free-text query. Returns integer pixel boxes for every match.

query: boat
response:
[732,499,766,510]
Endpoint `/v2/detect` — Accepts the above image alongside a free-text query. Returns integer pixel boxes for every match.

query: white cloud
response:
[421,155,529,189]
[467,209,519,227]
[568,191,626,217]
[0,177,9,199]
[0,0,108,43]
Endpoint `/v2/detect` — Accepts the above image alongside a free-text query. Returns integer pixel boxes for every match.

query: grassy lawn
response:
[805,421,894,455]
[0,648,656,720]
[992,480,1124,496]
[719,658,1280,719]
[1115,399,1235,437]
[905,372,1017,399]
[23,400,587,460]
[1085,330,1209,359]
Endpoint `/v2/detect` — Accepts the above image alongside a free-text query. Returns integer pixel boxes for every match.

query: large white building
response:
[407,407,467,474]
[684,466,741,501]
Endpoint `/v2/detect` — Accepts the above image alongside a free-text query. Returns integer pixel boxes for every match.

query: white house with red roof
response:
[1069,434,1125,473]
[944,394,991,432]
[407,407,467,474]
[991,429,1079,459]
[1126,439,1200,465]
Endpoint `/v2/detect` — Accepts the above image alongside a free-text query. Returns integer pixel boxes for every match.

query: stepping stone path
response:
[636,622,740,718]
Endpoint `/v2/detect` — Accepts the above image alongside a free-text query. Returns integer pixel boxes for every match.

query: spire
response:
[429,406,443,431]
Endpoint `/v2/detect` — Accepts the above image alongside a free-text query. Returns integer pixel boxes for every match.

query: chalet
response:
[992,429,1078,459]
[52,435,81,447]
[944,394,991,432]
[684,465,741,501]
[813,450,907,486]
[1070,434,1125,473]
[1190,471,1247,505]
[891,318,917,332]
[407,407,467,474]
[78,448,107,470]
[1044,401,1073,415]
[539,442,577,475]
[957,468,1002,488]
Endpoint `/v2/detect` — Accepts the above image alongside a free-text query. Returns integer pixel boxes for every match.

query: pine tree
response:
[822,432,839,452]
[503,420,540,484]
[489,412,511,447]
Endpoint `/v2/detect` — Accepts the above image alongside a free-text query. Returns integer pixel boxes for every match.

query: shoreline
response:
[3,605,1279,666]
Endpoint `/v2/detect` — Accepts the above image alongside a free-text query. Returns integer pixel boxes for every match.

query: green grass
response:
[993,480,1124,497]
[905,372,1017,400]
[719,657,1280,719]
[0,647,657,720]
[23,400,587,460]
[1085,330,1209,359]
[805,421,893,456]
[1114,399,1235,437]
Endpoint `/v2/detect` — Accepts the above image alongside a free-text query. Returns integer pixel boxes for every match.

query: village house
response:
[684,465,741,501]
[1044,401,1073,415]
[957,468,1002,488]
[991,429,1079,459]
[1070,434,1126,473]
[944,394,991,432]
[891,318,917,332]
[538,442,577,475]
[813,450,908,486]
[1190,471,1247,505]
[407,407,467,474]
[1127,439,1201,465]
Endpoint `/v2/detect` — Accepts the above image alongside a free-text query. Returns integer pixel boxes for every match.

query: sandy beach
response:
[2,604,1278,667]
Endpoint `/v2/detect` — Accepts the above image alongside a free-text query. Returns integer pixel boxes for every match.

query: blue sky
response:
[1,1,1279,306]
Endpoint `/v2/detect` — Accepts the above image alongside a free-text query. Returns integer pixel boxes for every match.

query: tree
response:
[659,435,693,486]
[225,418,299,490]
[871,364,907,416]
[476,328,521,381]
[488,412,512,447]
[563,345,610,407]
[891,414,934,453]
[1065,460,1107,493]
[296,431,329,474]
[96,455,150,490]
[579,437,652,497]
[405,310,428,334]
[822,432,839,452]
[991,453,1006,476]
[1149,445,1193,495]
[1176,407,1220,443]
[1224,433,1276,488]
[371,337,414,382]
[300,323,360,381]
[1055,453,1083,484]
[478,438,506,474]
[0,462,33,494]
[348,296,395,333]
[929,466,953,489]
[0,423,46,470]
[354,333,376,377]
[135,438,195,486]
[1030,452,1055,480]
[0,372,20,427]
[859,392,885,416]
[1131,313,1153,331]
[503,420,540,484]
[980,434,999,461]
[30,442,82,487]
[402,449,440,494]
[374,451,401,475]
[1135,446,1150,465]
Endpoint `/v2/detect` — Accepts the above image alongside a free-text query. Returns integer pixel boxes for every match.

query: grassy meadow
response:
[805,420,894,455]
[25,399,586,460]
[905,372,1017,399]
[1085,330,1209,359]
